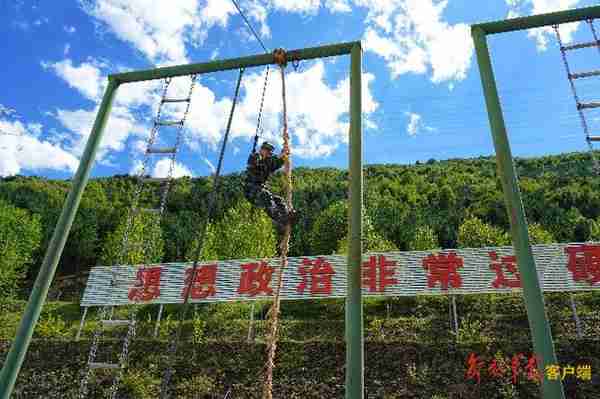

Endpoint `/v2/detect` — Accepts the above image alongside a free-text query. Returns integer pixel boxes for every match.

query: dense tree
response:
[527,222,555,245]
[309,200,349,255]
[187,200,277,261]
[408,226,440,251]
[457,216,511,248]
[163,210,204,262]
[100,210,164,266]
[335,218,398,254]
[3,150,600,289]
[0,200,42,296]
[0,177,65,265]
[545,207,592,242]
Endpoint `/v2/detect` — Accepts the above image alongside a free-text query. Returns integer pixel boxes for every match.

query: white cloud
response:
[185,78,236,147]
[0,118,78,177]
[81,0,216,64]
[56,0,391,167]
[405,111,436,136]
[129,159,143,175]
[0,104,17,118]
[64,25,76,33]
[360,0,473,83]
[228,61,378,158]
[325,0,352,12]
[27,123,43,136]
[63,43,71,56]
[131,139,148,154]
[506,0,581,50]
[152,61,379,160]
[270,0,321,14]
[406,112,421,136]
[152,158,193,177]
[54,105,147,159]
[246,1,271,37]
[44,59,103,100]
[200,0,236,27]
[117,80,162,107]
[42,56,168,169]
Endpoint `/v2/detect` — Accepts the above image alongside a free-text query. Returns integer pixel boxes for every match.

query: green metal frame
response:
[0,41,364,399]
[472,5,600,398]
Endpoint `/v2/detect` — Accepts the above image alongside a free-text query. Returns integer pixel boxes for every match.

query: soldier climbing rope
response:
[158,48,294,399]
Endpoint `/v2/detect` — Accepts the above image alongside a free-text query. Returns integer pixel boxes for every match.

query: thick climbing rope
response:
[159,68,246,398]
[262,48,292,399]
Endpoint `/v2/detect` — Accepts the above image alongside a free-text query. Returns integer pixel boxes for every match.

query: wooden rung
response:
[570,70,600,80]
[156,120,184,126]
[89,362,121,370]
[140,177,170,183]
[101,320,132,327]
[147,147,176,154]
[141,208,161,213]
[587,136,600,142]
[578,101,600,110]
[563,41,600,51]
[162,98,190,103]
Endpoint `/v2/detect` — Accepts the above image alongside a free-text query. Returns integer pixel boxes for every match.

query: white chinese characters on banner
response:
[81,243,600,306]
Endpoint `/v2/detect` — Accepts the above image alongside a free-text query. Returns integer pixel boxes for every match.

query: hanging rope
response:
[262,48,292,399]
[159,68,245,398]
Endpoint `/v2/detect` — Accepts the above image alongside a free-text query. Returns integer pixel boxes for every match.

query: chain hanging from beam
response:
[253,66,271,153]
[553,22,600,174]
[159,68,245,399]
[79,74,198,399]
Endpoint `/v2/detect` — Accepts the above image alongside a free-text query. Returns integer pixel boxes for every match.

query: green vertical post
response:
[0,78,120,399]
[471,27,565,399]
[346,42,363,399]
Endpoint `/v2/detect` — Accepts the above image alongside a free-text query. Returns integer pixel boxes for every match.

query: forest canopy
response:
[1,151,599,296]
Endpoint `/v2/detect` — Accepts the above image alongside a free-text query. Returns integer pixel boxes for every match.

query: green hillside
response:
[1,151,599,397]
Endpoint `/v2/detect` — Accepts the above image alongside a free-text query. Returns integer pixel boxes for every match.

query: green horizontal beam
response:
[111,41,359,84]
[473,5,600,35]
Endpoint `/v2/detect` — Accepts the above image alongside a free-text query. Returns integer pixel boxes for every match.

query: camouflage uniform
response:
[244,151,291,233]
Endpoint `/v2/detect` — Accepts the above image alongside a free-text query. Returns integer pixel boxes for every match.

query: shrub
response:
[408,225,440,251]
[119,369,160,399]
[34,312,71,339]
[192,317,205,344]
[175,374,216,397]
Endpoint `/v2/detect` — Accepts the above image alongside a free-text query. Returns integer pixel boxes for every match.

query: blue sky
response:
[1,0,599,179]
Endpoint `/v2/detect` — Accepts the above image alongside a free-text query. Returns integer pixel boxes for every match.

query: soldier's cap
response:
[260,142,275,151]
